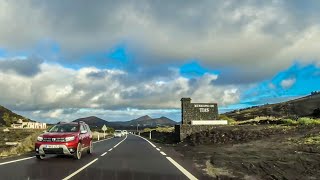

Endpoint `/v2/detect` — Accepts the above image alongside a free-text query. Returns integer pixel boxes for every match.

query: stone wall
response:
[175,124,217,142]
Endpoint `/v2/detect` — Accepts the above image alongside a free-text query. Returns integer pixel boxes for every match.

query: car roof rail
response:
[57,121,68,124]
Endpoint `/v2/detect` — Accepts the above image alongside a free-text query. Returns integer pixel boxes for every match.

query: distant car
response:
[114,130,123,138]
[122,130,128,135]
[35,121,93,160]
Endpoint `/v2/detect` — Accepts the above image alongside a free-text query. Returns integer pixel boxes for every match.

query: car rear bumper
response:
[35,144,77,155]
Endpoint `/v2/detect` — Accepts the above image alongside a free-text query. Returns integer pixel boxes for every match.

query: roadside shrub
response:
[219,115,237,125]
[297,117,320,125]
[282,119,298,126]
[282,118,320,126]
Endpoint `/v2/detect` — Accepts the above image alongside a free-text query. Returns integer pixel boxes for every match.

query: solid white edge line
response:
[100,152,107,157]
[108,148,113,151]
[0,156,35,166]
[156,148,160,151]
[135,135,198,180]
[140,137,156,148]
[160,151,167,156]
[62,158,98,180]
[166,157,198,180]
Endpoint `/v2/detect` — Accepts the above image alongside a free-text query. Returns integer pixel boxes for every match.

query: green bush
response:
[297,117,320,125]
[282,117,320,126]
[219,115,237,125]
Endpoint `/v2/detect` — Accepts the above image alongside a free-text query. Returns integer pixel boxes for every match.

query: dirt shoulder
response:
[172,125,320,179]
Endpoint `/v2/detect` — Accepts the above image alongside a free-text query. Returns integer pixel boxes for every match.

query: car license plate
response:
[45,145,60,148]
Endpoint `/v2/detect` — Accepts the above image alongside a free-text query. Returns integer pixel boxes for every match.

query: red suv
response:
[35,121,93,160]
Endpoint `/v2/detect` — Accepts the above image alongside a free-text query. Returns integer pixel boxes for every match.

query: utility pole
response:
[136,123,139,135]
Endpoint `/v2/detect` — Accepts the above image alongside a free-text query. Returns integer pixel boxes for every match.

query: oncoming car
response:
[114,130,123,138]
[35,121,93,160]
[122,130,128,135]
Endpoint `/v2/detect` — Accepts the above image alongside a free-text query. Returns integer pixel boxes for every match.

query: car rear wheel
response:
[36,155,45,160]
[87,141,93,154]
[73,143,82,160]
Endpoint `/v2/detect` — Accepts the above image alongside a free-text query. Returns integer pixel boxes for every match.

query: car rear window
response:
[49,124,79,133]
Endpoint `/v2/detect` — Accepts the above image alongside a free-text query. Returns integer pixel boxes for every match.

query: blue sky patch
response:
[179,61,219,78]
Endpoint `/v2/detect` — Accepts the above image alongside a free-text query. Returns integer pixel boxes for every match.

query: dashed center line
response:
[63,135,128,180]
[156,148,160,151]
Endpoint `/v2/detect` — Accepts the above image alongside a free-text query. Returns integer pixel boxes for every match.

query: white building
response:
[11,119,47,129]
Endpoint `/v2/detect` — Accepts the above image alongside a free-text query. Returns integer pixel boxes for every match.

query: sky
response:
[0,0,320,123]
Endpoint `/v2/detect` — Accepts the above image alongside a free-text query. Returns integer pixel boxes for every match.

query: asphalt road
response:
[0,135,198,180]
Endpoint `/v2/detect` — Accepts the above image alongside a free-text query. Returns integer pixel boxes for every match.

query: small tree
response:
[2,113,11,127]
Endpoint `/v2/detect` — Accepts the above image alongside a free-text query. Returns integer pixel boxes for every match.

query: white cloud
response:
[0,1,320,79]
[280,78,296,89]
[0,61,240,116]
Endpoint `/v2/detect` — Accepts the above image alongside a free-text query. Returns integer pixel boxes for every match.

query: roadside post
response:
[102,125,108,139]
[149,129,155,139]
[98,133,100,141]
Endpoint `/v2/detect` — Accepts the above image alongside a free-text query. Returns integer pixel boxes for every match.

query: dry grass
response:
[143,126,174,133]
[0,131,41,157]
[219,115,237,125]
[92,131,111,140]
[205,160,234,178]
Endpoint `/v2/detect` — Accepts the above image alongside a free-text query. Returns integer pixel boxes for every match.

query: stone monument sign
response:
[181,98,226,125]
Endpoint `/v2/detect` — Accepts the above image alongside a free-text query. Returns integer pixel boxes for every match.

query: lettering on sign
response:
[199,108,210,112]
[194,104,215,108]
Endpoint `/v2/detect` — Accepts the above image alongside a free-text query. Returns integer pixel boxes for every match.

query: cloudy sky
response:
[1,0,320,123]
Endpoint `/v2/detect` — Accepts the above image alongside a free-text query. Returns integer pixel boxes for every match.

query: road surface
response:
[0,135,199,180]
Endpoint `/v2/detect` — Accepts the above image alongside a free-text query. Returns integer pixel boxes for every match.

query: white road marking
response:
[107,136,127,152]
[101,152,107,156]
[62,158,98,180]
[160,151,167,156]
[139,136,156,148]
[0,156,35,166]
[136,135,198,180]
[166,157,198,180]
[93,137,113,144]
[156,148,160,151]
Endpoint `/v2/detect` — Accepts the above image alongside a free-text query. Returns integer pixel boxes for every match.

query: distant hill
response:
[73,115,177,129]
[224,93,320,121]
[114,115,177,127]
[73,116,119,128]
[0,105,33,127]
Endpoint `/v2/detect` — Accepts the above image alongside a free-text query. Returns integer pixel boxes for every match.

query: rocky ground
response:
[172,125,320,179]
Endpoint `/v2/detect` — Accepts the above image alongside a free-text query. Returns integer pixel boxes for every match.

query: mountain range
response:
[73,115,177,129]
